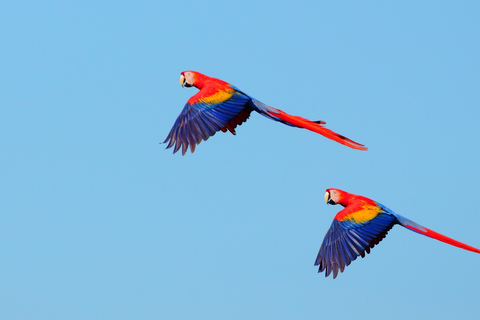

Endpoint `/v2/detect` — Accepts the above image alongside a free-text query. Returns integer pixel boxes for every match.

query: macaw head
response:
[179,71,229,91]
[324,188,347,206]
[180,71,196,88]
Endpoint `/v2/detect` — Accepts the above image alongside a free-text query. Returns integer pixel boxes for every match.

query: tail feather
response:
[396,214,480,254]
[266,108,367,151]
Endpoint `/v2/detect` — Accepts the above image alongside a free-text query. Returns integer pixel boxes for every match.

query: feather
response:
[315,189,480,279]
[164,71,367,155]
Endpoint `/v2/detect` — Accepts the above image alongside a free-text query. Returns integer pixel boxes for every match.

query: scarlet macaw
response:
[164,71,367,155]
[316,188,480,278]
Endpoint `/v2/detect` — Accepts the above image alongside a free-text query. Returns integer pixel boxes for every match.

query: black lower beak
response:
[182,79,192,88]
[327,198,336,205]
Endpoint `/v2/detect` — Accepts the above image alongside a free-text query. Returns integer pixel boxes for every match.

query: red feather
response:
[266,108,367,151]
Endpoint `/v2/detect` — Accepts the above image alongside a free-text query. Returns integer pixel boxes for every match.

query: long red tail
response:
[406,224,480,254]
[266,108,367,151]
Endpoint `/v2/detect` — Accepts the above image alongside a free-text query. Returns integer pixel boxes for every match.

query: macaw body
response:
[164,71,367,155]
[316,188,480,279]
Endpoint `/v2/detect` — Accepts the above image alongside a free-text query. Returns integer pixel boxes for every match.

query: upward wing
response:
[164,90,253,155]
[315,205,397,278]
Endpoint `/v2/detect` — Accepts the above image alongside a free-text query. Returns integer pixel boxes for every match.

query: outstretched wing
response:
[315,205,397,278]
[164,89,253,155]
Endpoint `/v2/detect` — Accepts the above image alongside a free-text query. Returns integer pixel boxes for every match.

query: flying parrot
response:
[316,188,480,279]
[164,71,367,155]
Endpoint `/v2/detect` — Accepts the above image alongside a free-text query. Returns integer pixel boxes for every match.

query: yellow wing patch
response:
[344,205,383,224]
[200,88,234,105]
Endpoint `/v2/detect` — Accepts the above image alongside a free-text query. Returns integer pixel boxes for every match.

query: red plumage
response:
[164,71,367,155]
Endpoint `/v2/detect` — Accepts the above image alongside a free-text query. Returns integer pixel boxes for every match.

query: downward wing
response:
[315,205,397,278]
[164,89,253,155]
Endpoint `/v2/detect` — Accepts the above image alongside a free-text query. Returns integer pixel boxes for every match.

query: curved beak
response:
[179,74,186,87]
[324,191,335,205]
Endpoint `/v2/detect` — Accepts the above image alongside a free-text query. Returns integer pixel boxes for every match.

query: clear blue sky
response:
[1,1,479,319]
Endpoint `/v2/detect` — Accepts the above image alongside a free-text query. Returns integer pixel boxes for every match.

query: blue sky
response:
[1,1,480,319]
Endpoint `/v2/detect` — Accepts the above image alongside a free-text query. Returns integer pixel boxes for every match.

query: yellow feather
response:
[344,205,383,224]
[200,89,234,105]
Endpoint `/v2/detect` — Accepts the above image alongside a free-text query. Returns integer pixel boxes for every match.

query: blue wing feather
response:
[164,91,253,155]
[315,210,398,278]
